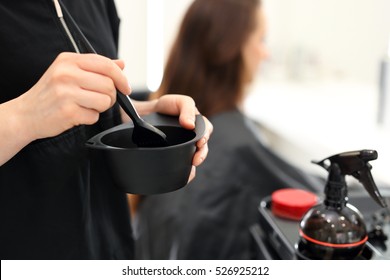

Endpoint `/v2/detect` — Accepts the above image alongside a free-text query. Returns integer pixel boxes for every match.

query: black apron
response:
[0,0,134,259]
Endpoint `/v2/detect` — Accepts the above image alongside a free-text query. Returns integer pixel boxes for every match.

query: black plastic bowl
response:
[86,113,205,194]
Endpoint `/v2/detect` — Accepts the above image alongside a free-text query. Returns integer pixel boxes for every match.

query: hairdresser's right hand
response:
[19,52,131,140]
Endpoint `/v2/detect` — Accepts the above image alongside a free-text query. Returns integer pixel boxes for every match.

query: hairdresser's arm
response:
[0,52,130,166]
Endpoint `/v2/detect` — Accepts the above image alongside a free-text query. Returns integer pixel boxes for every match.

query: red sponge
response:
[271,188,318,220]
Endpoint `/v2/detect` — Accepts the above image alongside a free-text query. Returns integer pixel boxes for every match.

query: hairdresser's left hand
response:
[132,94,213,181]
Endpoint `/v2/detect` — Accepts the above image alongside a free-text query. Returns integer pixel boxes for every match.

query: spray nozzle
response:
[312,149,387,208]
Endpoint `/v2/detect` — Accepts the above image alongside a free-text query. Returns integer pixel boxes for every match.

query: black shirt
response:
[0,0,134,259]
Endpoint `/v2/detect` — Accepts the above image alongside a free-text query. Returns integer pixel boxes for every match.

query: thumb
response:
[113,59,125,70]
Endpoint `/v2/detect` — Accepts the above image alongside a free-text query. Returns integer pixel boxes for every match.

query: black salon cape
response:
[135,110,323,259]
[0,0,133,259]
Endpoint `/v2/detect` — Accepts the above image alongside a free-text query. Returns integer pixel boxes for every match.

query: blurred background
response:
[115,0,390,186]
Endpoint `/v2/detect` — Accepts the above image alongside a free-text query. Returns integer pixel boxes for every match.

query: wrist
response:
[0,97,35,165]
[8,95,36,144]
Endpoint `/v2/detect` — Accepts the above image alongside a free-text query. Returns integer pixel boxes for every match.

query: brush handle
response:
[60,3,143,126]
[116,92,142,125]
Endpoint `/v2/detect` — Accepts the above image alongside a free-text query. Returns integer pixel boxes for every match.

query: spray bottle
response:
[297,150,387,259]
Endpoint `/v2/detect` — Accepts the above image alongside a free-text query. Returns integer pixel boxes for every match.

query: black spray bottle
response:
[296,150,387,259]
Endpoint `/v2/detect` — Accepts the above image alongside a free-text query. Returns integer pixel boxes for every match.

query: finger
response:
[154,95,196,128]
[187,166,196,183]
[192,143,208,167]
[113,60,132,96]
[156,95,197,129]
[76,89,113,113]
[177,99,197,130]
[113,59,125,70]
[76,72,116,106]
[196,116,213,148]
[74,53,131,95]
[72,107,100,126]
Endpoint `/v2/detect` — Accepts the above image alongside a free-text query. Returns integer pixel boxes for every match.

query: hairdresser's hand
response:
[1,52,130,165]
[17,52,130,141]
[133,94,213,181]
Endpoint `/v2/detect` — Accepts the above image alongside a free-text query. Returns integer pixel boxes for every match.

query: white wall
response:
[115,0,193,91]
[115,0,390,88]
[115,0,147,90]
[263,0,390,84]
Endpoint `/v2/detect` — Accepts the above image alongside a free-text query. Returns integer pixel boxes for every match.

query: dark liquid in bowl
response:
[101,126,196,148]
